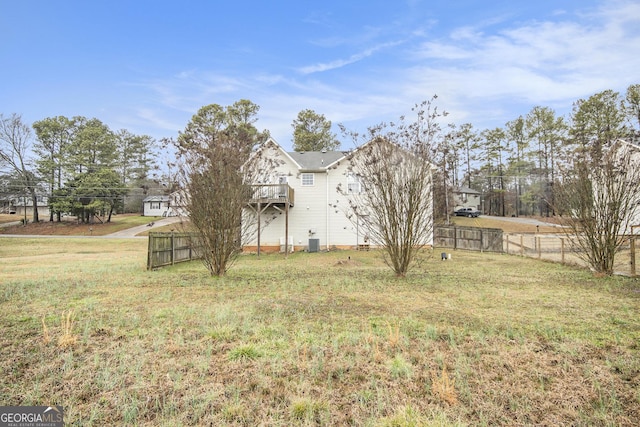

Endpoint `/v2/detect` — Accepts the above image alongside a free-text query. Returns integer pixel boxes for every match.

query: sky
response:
[2,0,639,154]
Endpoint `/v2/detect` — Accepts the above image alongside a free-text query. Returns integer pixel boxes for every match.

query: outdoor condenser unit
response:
[308,238,320,253]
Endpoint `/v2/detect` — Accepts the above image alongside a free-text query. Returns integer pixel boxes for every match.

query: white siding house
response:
[453,187,482,212]
[142,195,171,217]
[243,138,434,252]
[10,195,50,218]
[620,139,640,232]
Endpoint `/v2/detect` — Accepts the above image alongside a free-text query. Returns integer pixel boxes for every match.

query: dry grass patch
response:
[430,365,458,406]
[56,310,78,348]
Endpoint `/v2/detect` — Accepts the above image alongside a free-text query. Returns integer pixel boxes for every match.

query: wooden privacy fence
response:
[434,225,503,252]
[147,232,202,270]
[504,233,639,277]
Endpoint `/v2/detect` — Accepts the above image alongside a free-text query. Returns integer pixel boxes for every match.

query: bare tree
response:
[0,113,40,223]
[339,98,440,276]
[556,140,640,275]
[175,103,272,276]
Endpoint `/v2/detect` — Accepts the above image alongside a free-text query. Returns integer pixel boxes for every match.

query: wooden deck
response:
[248,184,294,207]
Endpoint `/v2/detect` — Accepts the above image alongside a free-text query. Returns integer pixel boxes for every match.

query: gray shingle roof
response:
[287,150,347,170]
[143,195,170,202]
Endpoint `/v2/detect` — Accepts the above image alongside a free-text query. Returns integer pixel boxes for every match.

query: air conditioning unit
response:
[308,238,320,253]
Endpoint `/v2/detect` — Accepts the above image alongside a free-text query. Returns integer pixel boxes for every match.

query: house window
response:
[301,173,314,186]
[150,201,161,210]
[347,173,362,193]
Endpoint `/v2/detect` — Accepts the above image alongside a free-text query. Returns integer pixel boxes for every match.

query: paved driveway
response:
[106,216,186,237]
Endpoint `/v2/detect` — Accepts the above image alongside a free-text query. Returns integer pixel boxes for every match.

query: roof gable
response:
[251,138,301,169]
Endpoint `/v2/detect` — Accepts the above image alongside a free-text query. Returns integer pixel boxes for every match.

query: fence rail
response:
[503,233,639,277]
[147,232,202,270]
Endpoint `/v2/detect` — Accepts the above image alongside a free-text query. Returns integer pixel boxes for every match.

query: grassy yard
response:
[1,238,639,426]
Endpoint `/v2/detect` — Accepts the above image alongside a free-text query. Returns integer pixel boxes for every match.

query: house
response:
[453,186,482,212]
[167,190,189,217]
[10,195,50,218]
[618,139,640,232]
[242,138,434,253]
[142,195,171,217]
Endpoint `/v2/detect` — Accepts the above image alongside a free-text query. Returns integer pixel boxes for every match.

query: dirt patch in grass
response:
[334,258,362,267]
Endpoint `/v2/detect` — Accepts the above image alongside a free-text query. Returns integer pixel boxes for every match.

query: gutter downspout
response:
[326,169,330,251]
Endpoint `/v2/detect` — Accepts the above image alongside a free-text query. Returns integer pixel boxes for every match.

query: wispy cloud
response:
[297,40,404,74]
[124,0,640,146]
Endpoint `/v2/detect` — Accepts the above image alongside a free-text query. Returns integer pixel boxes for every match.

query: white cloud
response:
[297,40,405,74]
[130,0,640,145]
[401,0,640,127]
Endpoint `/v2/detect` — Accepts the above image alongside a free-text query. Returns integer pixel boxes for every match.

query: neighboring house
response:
[619,139,640,231]
[0,198,15,214]
[142,195,171,217]
[453,186,482,212]
[11,195,50,218]
[242,138,434,252]
[167,190,189,217]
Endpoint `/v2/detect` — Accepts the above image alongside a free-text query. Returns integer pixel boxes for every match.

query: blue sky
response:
[2,0,639,152]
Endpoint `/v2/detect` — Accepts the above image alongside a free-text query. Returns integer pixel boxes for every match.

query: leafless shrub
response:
[339,98,442,276]
[555,139,640,275]
[174,102,276,276]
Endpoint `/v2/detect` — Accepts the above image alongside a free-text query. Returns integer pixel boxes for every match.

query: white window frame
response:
[347,173,362,194]
[301,173,315,186]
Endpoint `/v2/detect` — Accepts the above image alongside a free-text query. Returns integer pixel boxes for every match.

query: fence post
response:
[561,237,565,265]
[520,235,524,257]
[147,232,153,270]
[631,235,636,277]
[537,236,541,259]
[454,227,457,250]
[506,234,509,254]
[171,232,175,265]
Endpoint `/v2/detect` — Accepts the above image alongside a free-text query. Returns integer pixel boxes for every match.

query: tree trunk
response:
[29,189,39,223]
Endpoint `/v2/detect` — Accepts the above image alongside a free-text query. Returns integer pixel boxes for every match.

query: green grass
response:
[1,237,639,425]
